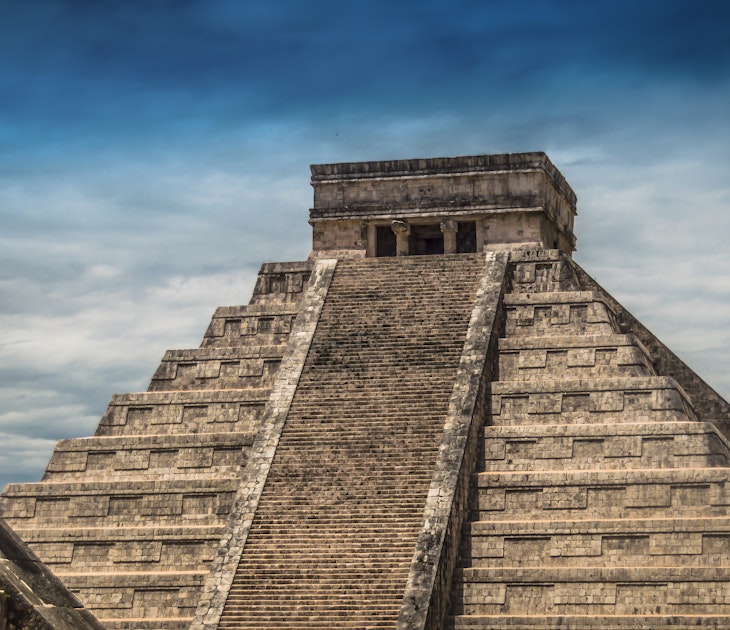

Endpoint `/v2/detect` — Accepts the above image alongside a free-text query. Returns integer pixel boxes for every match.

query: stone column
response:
[440,219,458,254]
[366,224,377,258]
[391,220,411,257]
[476,218,485,252]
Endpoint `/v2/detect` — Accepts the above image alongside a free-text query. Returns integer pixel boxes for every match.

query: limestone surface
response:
[1,153,728,630]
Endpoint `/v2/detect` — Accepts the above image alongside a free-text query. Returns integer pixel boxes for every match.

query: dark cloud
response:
[1,0,729,490]
[4,0,728,148]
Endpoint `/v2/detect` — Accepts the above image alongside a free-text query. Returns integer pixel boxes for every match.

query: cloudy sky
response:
[1,0,729,489]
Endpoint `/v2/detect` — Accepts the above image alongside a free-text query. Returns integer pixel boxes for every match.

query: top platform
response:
[309,152,577,258]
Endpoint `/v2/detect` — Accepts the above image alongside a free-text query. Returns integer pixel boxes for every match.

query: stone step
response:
[491,376,696,425]
[452,566,730,616]
[1,478,238,523]
[302,343,467,358]
[201,331,293,349]
[254,492,434,504]
[30,522,216,569]
[149,348,284,392]
[218,617,399,629]
[498,333,655,381]
[242,521,422,532]
[241,509,430,521]
[248,260,313,305]
[64,571,205,623]
[292,352,466,366]
[242,532,415,543]
[236,550,415,561]
[32,539,217,571]
[99,618,193,630]
[42,432,253,480]
[264,459,438,472]
[230,569,410,581]
[504,291,619,337]
[448,614,730,629]
[222,516,425,526]
[482,421,730,471]
[201,303,300,349]
[286,405,454,415]
[234,546,416,558]
[508,252,581,294]
[12,524,223,542]
[59,569,206,585]
[286,376,460,391]
[474,467,730,520]
[274,425,439,437]
[466,516,730,567]
[96,389,269,436]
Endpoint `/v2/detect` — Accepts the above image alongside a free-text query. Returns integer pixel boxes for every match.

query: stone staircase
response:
[215,254,485,629]
[0,262,313,629]
[448,250,730,629]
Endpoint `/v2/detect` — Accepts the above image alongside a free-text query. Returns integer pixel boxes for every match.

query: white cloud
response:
[0,433,58,489]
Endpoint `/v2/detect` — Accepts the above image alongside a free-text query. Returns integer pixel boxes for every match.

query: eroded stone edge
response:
[571,261,730,438]
[396,250,509,630]
[188,258,338,630]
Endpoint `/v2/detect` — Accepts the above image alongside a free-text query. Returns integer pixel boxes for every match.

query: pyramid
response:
[2,152,729,629]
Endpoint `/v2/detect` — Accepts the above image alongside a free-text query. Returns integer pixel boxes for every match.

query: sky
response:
[1,0,729,489]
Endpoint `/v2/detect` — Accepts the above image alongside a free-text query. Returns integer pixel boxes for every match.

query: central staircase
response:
[217,254,484,629]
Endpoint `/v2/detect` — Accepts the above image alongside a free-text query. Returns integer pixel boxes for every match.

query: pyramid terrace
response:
[2,152,729,629]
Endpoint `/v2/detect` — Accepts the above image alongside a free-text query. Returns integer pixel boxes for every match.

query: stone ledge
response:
[492,375,691,400]
[504,291,611,306]
[449,614,730,629]
[209,304,299,317]
[484,421,718,439]
[4,478,239,496]
[498,334,646,351]
[107,390,270,404]
[310,152,576,207]
[59,572,205,588]
[53,432,254,452]
[477,467,730,487]
[160,346,284,361]
[469,515,730,535]
[258,261,313,274]
[458,565,730,582]
[12,525,223,542]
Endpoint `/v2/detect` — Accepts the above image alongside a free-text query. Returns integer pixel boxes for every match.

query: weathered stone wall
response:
[310,219,365,257]
[309,153,577,256]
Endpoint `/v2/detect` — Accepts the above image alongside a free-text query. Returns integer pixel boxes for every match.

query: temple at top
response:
[1,152,729,630]
[309,152,576,257]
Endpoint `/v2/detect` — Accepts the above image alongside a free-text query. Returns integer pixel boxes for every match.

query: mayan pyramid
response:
[2,152,730,630]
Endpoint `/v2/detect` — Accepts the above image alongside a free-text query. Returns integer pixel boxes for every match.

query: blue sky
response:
[1,0,729,488]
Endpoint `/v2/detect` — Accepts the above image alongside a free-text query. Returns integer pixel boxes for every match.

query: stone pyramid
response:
[2,152,729,629]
